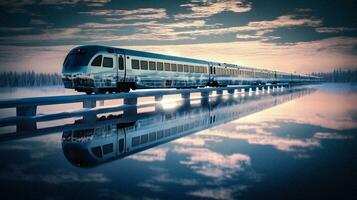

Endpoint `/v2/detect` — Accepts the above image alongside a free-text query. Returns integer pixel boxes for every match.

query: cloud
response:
[78,21,159,29]
[1,36,356,73]
[30,19,47,25]
[80,8,168,20]
[315,27,356,33]
[0,27,82,41]
[0,27,33,32]
[70,14,322,43]
[188,186,247,200]
[122,36,357,73]
[0,0,111,7]
[313,132,353,140]
[175,0,252,19]
[246,15,321,30]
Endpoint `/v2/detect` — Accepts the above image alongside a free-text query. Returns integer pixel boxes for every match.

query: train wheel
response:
[99,89,106,94]
[123,87,130,93]
[85,90,92,95]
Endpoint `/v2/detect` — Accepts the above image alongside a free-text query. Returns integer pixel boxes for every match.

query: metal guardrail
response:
[0,84,291,125]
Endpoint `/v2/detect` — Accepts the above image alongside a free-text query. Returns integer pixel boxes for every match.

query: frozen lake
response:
[0,83,356,200]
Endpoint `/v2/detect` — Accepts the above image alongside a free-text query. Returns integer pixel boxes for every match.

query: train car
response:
[62,45,320,94]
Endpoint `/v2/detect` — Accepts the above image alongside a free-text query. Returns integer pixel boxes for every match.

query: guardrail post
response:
[83,99,96,108]
[155,95,163,102]
[16,120,37,133]
[16,105,37,117]
[123,97,138,116]
[181,93,190,100]
[201,91,209,104]
[124,97,137,105]
[201,91,209,98]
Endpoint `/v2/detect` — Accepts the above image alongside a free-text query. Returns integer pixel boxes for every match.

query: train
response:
[61,45,321,94]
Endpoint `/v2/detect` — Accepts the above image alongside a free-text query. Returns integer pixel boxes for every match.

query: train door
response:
[99,53,116,88]
[209,63,216,82]
[117,128,126,156]
[117,54,126,82]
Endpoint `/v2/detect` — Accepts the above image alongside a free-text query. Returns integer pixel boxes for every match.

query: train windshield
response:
[63,48,96,69]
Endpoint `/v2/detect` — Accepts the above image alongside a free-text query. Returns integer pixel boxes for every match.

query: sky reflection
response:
[0,84,356,200]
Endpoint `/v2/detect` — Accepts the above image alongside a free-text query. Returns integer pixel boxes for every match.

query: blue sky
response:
[0,0,356,73]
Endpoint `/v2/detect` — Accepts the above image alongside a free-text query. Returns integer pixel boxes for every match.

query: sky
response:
[0,0,356,73]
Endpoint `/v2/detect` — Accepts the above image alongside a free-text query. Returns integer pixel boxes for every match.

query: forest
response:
[0,71,63,87]
[311,69,357,82]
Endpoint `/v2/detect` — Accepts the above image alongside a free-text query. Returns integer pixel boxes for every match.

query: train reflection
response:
[62,87,314,167]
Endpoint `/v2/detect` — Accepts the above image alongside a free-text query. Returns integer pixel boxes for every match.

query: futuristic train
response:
[62,45,321,94]
[61,87,314,167]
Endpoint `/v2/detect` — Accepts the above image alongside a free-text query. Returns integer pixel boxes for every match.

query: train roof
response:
[77,45,208,65]
[75,45,318,78]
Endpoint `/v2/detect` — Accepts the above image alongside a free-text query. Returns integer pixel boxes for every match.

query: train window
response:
[149,61,156,70]
[194,66,199,73]
[91,146,102,158]
[164,129,170,137]
[157,130,164,139]
[132,59,139,69]
[178,64,183,72]
[140,134,148,144]
[118,139,124,153]
[157,62,163,71]
[171,64,177,71]
[199,66,204,73]
[149,132,156,142]
[203,67,207,73]
[103,57,113,68]
[184,65,189,72]
[91,55,102,67]
[164,63,170,71]
[140,60,148,70]
[171,127,177,135]
[132,136,140,147]
[189,65,194,73]
[118,56,124,70]
[102,143,113,154]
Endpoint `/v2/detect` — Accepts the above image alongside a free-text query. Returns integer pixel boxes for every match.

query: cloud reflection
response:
[129,148,169,162]
[173,147,250,179]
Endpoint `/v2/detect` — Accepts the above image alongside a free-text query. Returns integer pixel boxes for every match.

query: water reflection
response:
[61,87,314,167]
[1,85,357,200]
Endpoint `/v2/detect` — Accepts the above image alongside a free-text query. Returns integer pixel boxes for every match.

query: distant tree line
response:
[0,71,63,87]
[311,68,357,82]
